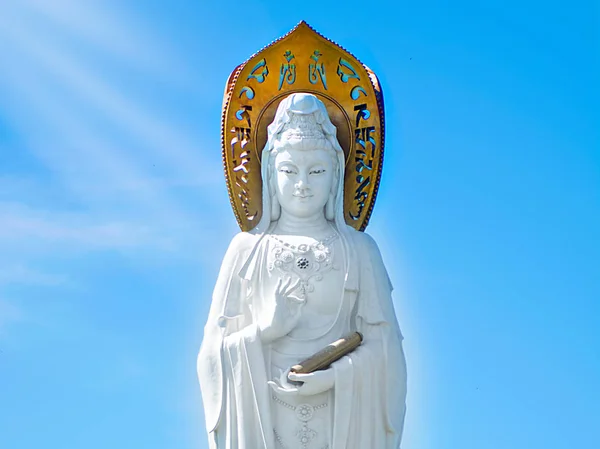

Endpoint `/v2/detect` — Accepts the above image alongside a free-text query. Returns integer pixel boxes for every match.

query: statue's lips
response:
[293,194,313,199]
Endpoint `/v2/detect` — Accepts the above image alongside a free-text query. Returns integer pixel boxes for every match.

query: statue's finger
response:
[282,276,292,291]
[285,278,302,295]
[288,372,312,383]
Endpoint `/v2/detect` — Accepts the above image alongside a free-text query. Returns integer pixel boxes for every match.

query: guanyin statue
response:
[197,22,407,449]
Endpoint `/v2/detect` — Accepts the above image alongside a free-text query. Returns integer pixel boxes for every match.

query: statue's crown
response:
[280,113,324,140]
[277,93,326,141]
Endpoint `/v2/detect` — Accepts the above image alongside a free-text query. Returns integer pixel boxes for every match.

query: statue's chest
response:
[266,234,344,316]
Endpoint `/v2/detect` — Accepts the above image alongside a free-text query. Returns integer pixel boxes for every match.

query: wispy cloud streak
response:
[0,264,69,287]
[0,8,209,185]
[0,1,230,262]
[19,0,193,83]
[0,202,177,253]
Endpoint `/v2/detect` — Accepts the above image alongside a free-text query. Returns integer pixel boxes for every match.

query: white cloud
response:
[0,1,226,253]
[0,0,234,273]
[0,264,69,287]
[0,201,179,253]
[16,0,193,84]
[0,1,237,359]
[0,10,211,189]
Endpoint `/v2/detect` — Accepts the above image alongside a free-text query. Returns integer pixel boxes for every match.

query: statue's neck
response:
[274,211,331,236]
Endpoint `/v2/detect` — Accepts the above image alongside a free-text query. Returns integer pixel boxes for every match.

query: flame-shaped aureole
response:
[222,21,385,232]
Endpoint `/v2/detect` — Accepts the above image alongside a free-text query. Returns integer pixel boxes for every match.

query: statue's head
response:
[258,93,345,228]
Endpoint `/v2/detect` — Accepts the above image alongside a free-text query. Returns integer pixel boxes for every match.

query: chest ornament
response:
[268,233,339,299]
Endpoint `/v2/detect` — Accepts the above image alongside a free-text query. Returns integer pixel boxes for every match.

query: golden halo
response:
[222,21,385,231]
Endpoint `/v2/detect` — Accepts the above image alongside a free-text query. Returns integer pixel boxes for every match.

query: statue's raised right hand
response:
[259,277,304,344]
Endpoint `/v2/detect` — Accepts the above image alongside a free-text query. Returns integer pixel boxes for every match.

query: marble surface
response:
[198,93,407,448]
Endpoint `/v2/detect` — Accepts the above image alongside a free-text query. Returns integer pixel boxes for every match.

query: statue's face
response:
[273,147,334,219]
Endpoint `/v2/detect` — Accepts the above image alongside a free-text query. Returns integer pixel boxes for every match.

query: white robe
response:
[198,226,407,449]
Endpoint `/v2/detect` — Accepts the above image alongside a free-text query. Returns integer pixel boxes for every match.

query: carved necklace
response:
[272,395,329,449]
[268,231,339,300]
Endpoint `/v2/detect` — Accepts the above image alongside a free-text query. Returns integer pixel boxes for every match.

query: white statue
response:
[198,93,407,449]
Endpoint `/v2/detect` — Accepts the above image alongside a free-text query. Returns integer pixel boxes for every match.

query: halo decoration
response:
[222,21,385,232]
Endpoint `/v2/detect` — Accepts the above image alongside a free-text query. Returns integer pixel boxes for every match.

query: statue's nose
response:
[295,175,309,190]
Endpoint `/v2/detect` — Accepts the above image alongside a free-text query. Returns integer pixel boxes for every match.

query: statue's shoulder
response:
[340,225,381,253]
[342,226,392,289]
[228,231,260,253]
[219,232,259,270]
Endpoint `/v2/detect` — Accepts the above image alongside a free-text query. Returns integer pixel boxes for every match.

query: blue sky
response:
[0,1,598,448]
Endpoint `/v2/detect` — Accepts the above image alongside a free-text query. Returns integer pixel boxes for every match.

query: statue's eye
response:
[279,168,295,174]
[310,169,325,175]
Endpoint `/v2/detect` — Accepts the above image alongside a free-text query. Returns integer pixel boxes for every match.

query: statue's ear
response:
[267,159,281,221]
[325,193,335,220]
[326,159,339,221]
[271,195,281,221]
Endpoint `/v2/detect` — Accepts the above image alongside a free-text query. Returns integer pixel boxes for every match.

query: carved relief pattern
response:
[309,50,327,90]
[246,58,269,83]
[268,234,338,300]
[279,50,297,90]
[272,395,329,449]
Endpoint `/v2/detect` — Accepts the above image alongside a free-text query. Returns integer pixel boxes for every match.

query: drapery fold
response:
[198,228,406,448]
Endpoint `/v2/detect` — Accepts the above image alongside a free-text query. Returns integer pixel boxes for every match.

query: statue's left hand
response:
[287,369,335,396]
